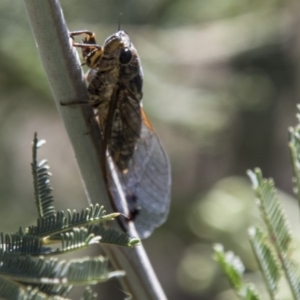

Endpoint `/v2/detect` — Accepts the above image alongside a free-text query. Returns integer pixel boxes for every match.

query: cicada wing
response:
[107,118,171,239]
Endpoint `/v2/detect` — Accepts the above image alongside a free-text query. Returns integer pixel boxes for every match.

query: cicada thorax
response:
[81,31,144,172]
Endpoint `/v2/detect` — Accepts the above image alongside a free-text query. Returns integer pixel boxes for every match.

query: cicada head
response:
[98,31,143,83]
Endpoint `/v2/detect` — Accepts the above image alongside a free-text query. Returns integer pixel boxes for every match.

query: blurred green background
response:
[0,0,299,299]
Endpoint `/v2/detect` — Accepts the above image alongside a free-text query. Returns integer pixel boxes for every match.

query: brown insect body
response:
[80,31,143,171]
[70,30,171,238]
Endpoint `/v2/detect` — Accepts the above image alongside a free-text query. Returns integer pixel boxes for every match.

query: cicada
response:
[69,30,171,239]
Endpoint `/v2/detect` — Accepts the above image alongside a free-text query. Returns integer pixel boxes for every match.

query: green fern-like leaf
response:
[0,224,137,256]
[0,232,49,255]
[248,226,281,296]
[31,133,56,218]
[80,286,97,300]
[239,284,260,300]
[288,106,300,204]
[26,205,119,238]
[0,276,69,299]
[0,250,125,287]
[60,228,100,252]
[87,224,140,247]
[213,244,260,300]
[248,169,292,253]
[37,284,72,297]
[49,227,101,255]
[0,205,138,256]
[0,132,140,296]
[248,169,300,299]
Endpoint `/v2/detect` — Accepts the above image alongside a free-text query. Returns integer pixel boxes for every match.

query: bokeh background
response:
[0,1,300,299]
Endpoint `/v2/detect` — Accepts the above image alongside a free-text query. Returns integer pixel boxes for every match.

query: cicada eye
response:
[119,48,132,64]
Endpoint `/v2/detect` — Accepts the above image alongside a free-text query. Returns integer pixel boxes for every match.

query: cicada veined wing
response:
[105,108,171,239]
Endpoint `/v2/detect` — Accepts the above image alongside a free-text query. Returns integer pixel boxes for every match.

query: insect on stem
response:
[64,29,171,239]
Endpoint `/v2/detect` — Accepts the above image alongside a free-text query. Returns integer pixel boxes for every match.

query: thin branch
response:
[23,0,107,207]
[23,1,167,299]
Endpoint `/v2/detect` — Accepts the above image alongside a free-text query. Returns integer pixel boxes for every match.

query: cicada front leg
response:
[60,31,103,107]
[69,31,103,68]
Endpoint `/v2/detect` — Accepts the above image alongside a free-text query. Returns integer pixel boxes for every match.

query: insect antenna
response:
[118,13,123,31]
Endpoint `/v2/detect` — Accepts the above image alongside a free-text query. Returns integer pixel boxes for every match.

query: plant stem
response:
[23,1,167,299]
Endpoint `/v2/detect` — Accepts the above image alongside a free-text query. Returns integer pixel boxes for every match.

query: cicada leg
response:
[69,31,103,68]
[69,30,98,45]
